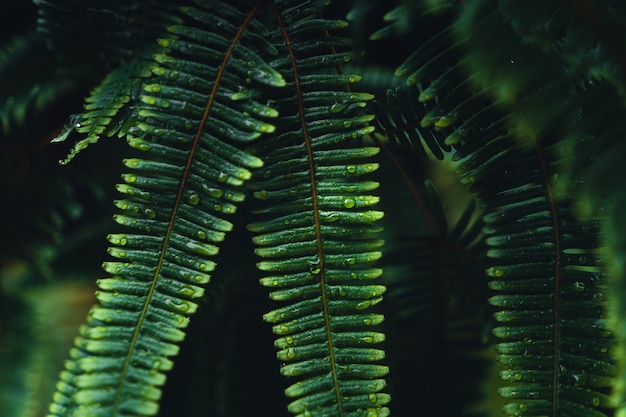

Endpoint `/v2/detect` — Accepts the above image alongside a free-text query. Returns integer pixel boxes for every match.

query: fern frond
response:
[453,115,616,417]
[44,1,182,164]
[246,2,389,416]
[46,1,282,415]
[52,62,149,164]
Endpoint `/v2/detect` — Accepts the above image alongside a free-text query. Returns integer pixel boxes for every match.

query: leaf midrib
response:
[269,2,345,415]
[530,138,561,417]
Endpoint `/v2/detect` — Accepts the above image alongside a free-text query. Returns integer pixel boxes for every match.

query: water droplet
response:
[150,359,162,375]
[217,172,229,182]
[188,192,200,205]
[197,230,207,240]
[513,372,523,381]
[204,187,224,198]
[573,281,585,291]
[368,393,377,403]
[591,397,600,407]
[365,407,378,417]
[342,197,356,209]
[309,257,322,275]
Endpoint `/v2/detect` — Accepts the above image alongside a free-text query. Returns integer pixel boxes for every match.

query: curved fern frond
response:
[43,2,182,164]
[52,63,150,164]
[46,1,282,415]
[445,16,617,410]
[475,141,616,417]
[246,2,389,416]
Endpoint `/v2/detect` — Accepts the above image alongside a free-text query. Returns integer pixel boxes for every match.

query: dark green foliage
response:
[1,1,626,417]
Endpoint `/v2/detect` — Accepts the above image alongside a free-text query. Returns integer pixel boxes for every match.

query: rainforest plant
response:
[2,0,626,416]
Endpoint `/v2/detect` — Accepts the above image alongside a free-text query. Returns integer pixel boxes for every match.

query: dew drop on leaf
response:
[365,408,378,417]
[343,197,356,209]
[188,192,200,205]
[309,257,322,275]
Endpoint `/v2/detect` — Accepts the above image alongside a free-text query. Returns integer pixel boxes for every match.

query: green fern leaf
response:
[45,1,283,415]
[246,3,390,416]
[44,1,183,164]
[52,63,149,164]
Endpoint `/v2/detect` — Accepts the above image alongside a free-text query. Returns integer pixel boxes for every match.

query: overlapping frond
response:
[366,4,468,161]
[46,1,282,415]
[39,1,183,164]
[246,2,389,416]
[370,85,451,161]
